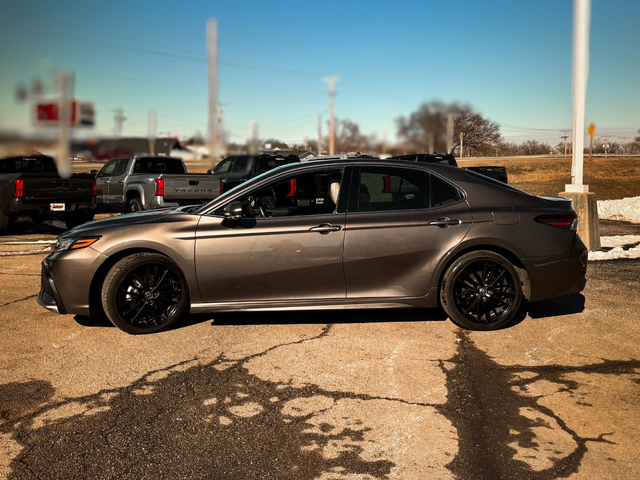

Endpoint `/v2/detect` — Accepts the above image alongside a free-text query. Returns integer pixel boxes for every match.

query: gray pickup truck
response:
[1,155,96,232]
[94,156,220,212]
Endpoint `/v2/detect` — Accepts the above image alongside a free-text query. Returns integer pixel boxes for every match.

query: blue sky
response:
[1,0,639,145]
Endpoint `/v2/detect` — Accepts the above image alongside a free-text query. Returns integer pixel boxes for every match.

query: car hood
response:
[65,209,186,237]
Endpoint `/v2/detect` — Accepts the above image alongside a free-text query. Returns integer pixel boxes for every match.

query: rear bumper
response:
[9,197,95,217]
[525,234,588,302]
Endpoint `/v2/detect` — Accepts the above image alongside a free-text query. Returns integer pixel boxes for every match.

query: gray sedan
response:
[38,159,587,333]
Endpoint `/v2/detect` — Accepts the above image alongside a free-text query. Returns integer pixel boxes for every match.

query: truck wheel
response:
[0,212,11,233]
[101,253,189,334]
[440,250,523,331]
[128,198,143,212]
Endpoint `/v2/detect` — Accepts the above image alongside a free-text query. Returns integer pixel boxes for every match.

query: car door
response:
[95,159,118,206]
[195,166,348,303]
[107,158,129,205]
[343,165,472,299]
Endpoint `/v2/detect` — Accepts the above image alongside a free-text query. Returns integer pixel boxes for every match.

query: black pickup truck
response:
[388,153,508,184]
[207,153,300,194]
[0,155,96,232]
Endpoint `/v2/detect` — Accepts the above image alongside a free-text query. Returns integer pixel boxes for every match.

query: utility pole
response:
[446,113,454,154]
[147,109,157,155]
[113,108,126,138]
[317,114,322,156]
[207,18,220,165]
[56,71,73,179]
[602,134,611,157]
[560,129,570,156]
[322,76,340,155]
[428,132,434,154]
[621,136,630,155]
[249,120,259,154]
[459,132,464,158]
[382,131,387,155]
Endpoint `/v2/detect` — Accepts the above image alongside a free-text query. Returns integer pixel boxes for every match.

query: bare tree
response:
[396,101,502,155]
[454,114,502,156]
[520,140,552,155]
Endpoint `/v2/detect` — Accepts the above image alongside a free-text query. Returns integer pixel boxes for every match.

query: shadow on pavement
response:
[527,294,585,319]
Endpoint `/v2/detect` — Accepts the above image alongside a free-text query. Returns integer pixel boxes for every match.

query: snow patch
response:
[589,235,640,261]
[598,196,640,224]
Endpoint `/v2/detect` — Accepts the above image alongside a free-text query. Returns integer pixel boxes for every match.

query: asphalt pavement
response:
[0,223,639,479]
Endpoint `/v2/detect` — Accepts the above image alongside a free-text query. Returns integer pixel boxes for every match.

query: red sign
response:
[36,101,79,125]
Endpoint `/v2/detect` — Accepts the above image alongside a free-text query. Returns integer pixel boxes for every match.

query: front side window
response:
[358,167,430,212]
[99,160,118,176]
[214,158,234,173]
[230,169,343,218]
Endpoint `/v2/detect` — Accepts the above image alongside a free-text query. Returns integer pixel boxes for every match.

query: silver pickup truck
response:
[94,156,220,212]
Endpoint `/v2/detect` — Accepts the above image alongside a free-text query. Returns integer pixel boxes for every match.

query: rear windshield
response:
[133,157,185,174]
[465,170,529,195]
[0,157,58,174]
[255,156,299,173]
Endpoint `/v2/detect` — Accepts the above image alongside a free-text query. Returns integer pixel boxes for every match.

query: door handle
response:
[428,217,461,228]
[310,224,342,234]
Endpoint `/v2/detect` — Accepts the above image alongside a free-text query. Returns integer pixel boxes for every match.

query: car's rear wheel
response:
[440,250,523,331]
[102,253,189,334]
[128,198,143,212]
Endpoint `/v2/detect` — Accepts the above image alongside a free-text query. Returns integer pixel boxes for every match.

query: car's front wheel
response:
[440,250,523,331]
[101,253,189,334]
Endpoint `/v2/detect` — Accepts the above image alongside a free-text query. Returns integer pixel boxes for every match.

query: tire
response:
[102,253,189,334]
[128,197,143,213]
[440,250,523,331]
[0,211,11,233]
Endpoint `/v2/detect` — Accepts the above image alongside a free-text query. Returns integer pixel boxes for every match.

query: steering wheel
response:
[248,195,268,218]
[258,203,267,218]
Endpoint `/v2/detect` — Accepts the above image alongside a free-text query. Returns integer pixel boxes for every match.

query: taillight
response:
[13,179,23,198]
[219,179,224,195]
[155,178,164,196]
[286,178,297,197]
[91,180,97,197]
[535,213,578,230]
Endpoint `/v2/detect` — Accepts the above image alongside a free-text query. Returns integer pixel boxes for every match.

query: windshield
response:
[465,169,530,195]
[0,156,58,173]
[194,166,285,214]
[133,157,185,174]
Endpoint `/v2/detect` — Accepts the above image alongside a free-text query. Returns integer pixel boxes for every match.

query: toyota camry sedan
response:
[38,159,587,334]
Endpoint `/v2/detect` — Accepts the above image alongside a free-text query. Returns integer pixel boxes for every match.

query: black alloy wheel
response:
[453,260,515,324]
[441,250,523,331]
[102,253,188,334]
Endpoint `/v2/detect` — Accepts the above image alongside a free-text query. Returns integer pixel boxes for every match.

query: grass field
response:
[459,156,640,200]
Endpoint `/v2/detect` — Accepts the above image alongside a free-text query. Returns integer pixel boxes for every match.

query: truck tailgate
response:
[20,173,95,204]
[162,174,220,204]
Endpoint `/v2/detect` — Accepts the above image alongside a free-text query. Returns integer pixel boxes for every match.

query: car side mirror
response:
[224,201,243,219]
[90,169,98,176]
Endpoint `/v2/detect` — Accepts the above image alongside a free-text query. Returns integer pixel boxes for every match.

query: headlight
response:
[56,236,101,251]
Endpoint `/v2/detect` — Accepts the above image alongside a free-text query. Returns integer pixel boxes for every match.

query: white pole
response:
[207,18,219,165]
[317,114,322,155]
[567,0,590,193]
[56,71,73,179]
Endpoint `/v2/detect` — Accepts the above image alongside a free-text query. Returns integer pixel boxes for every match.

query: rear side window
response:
[357,167,430,212]
[133,158,185,174]
[232,156,251,172]
[431,175,462,207]
[256,156,299,173]
[113,159,129,176]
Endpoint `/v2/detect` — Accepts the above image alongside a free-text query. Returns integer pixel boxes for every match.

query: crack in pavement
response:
[0,294,37,310]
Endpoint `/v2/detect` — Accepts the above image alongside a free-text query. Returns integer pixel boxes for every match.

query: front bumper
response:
[36,247,106,316]
[38,261,67,314]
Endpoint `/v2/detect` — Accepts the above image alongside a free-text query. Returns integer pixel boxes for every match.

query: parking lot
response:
[1,219,639,479]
